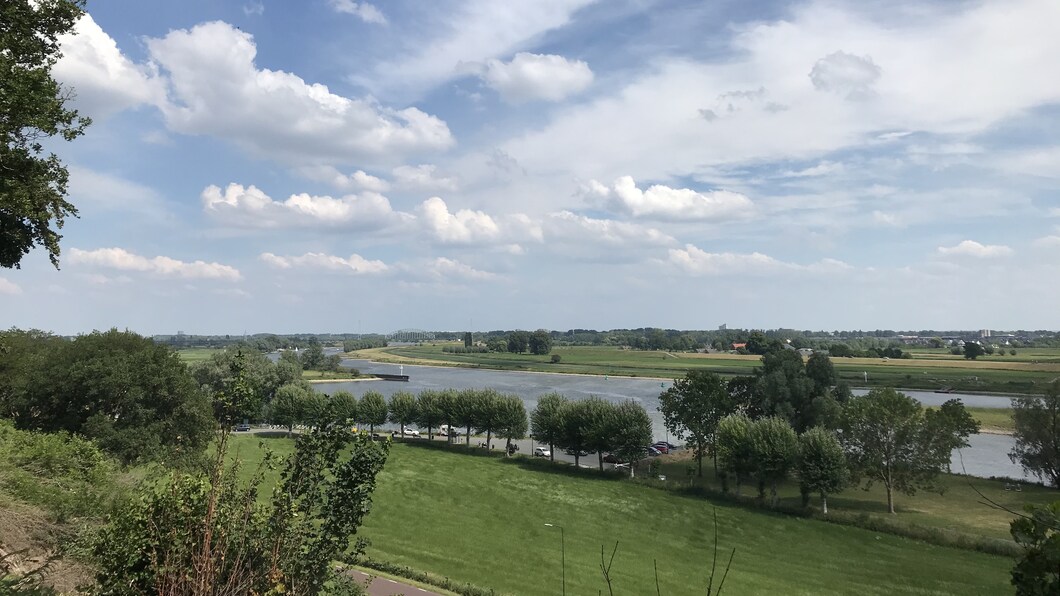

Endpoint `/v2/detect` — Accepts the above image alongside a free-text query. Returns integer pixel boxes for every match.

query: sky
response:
[2,0,1059,335]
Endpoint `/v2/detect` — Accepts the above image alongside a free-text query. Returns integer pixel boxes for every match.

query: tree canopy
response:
[658,370,734,477]
[1010,381,1060,487]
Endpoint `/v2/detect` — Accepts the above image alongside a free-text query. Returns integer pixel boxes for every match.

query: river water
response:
[311,357,1034,481]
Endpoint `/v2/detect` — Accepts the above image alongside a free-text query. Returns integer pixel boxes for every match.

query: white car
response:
[533,447,551,457]
[400,427,420,437]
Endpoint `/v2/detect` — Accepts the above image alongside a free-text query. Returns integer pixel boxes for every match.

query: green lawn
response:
[228,436,1023,595]
[359,344,1060,395]
[176,348,224,363]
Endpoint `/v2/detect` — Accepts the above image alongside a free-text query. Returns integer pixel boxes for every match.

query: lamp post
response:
[544,523,565,596]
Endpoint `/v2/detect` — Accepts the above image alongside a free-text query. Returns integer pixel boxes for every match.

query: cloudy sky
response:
[2,0,1059,335]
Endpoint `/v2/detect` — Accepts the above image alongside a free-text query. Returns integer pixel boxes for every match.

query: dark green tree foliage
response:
[0,329,212,464]
[496,394,528,456]
[191,347,282,413]
[796,427,848,514]
[1,0,91,269]
[456,389,478,447]
[753,349,821,432]
[358,390,387,434]
[579,397,616,471]
[659,370,735,477]
[748,417,798,507]
[716,414,755,496]
[528,329,553,355]
[471,388,503,449]
[329,390,358,426]
[963,342,985,360]
[463,332,472,348]
[387,391,418,437]
[300,391,328,430]
[435,389,459,443]
[270,383,307,435]
[300,340,325,371]
[609,400,653,477]
[840,388,977,514]
[804,352,836,395]
[1010,501,1060,596]
[507,331,529,354]
[531,392,567,462]
[558,398,596,468]
[416,390,444,440]
[1010,381,1060,487]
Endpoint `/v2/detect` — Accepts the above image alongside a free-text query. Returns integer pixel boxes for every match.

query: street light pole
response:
[544,523,565,596]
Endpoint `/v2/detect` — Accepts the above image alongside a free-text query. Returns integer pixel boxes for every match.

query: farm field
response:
[227,435,1037,595]
[355,344,1060,395]
[175,347,224,362]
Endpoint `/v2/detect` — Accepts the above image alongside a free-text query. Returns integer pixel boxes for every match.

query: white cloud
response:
[146,21,451,164]
[328,0,386,24]
[201,183,409,229]
[67,166,169,219]
[996,147,1060,179]
[0,277,22,295]
[871,210,902,227]
[392,164,459,191]
[297,166,390,192]
[260,252,388,274]
[778,161,844,178]
[808,51,881,99]
[1033,235,1060,248]
[546,211,675,246]
[479,52,593,103]
[593,176,754,221]
[668,244,851,276]
[243,2,265,16]
[937,240,1014,258]
[54,13,165,117]
[418,197,501,243]
[69,248,242,281]
[425,257,495,281]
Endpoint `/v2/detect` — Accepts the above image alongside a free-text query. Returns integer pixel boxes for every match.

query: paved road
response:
[346,569,444,596]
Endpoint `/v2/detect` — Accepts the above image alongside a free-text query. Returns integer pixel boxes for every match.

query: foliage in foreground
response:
[89,425,387,596]
[1010,500,1060,596]
[1010,380,1060,487]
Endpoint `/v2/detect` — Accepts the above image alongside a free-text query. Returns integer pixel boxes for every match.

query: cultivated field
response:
[228,436,1039,595]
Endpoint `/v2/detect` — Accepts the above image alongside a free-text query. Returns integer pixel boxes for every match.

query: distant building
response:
[732,342,747,350]
[980,329,992,338]
[798,348,815,357]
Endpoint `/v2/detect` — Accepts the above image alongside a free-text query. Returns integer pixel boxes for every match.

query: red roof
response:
[732,343,747,349]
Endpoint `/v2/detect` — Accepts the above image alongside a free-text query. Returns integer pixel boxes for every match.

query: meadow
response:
[357,344,1060,395]
[227,435,1039,595]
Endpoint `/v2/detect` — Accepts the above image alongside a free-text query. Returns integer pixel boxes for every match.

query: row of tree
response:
[530,394,653,472]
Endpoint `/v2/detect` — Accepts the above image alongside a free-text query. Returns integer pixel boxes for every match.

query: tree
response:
[753,349,817,432]
[531,392,567,463]
[495,394,528,456]
[804,352,836,396]
[299,391,328,430]
[528,329,553,355]
[456,389,478,448]
[748,417,798,507]
[840,387,977,514]
[270,383,307,436]
[1010,501,1060,596]
[191,346,283,411]
[300,340,325,371]
[963,342,985,360]
[436,389,459,444]
[388,391,418,437]
[329,390,358,426]
[558,399,595,468]
[507,331,529,354]
[471,389,502,449]
[1,0,91,269]
[1010,381,1060,487]
[716,414,755,496]
[796,427,848,513]
[659,370,734,477]
[358,390,387,434]
[416,390,444,440]
[463,332,473,348]
[486,336,508,353]
[609,400,654,478]
[580,397,617,471]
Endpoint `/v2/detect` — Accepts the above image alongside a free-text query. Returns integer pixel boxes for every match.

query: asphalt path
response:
[346,569,443,596]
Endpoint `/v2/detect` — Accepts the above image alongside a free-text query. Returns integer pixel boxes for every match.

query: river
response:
[305,357,1036,482]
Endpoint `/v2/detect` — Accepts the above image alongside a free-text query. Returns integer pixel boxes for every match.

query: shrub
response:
[550,354,561,364]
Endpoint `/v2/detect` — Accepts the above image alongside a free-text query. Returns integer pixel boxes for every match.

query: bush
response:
[550,354,561,364]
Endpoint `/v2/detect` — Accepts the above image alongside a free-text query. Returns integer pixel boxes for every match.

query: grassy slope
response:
[357,345,1060,394]
[176,348,224,363]
[229,436,1017,595]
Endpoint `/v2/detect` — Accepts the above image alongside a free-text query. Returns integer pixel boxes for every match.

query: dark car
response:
[653,441,677,451]
[651,444,670,454]
[602,453,623,464]
[234,423,251,432]
[646,446,662,457]
[564,448,591,457]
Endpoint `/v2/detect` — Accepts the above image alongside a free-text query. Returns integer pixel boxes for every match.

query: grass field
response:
[228,435,1036,595]
[354,344,1060,395]
[176,347,224,363]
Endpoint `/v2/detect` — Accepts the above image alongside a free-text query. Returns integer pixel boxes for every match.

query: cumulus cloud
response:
[54,13,166,117]
[546,211,675,247]
[937,240,1014,258]
[297,166,390,192]
[668,244,852,276]
[144,21,451,164]
[328,0,386,24]
[809,51,882,99]
[591,176,754,221]
[0,277,22,295]
[259,252,388,274]
[478,52,593,103]
[201,183,409,229]
[69,248,241,281]
[392,164,459,191]
[418,197,501,243]
[425,257,495,281]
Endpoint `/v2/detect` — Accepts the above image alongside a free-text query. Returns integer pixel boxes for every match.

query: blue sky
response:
[2,0,1059,335]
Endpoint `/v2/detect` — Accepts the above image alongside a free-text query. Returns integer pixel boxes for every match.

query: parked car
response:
[234,423,251,432]
[602,453,623,464]
[400,427,420,437]
[646,446,662,457]
[653,441,677,451]
[533,447,551,458]
[651,444,670,454]
[564,448,591,457]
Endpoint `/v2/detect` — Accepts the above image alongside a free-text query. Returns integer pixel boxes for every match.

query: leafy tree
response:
[829,343,854,358]
[1010,381,1060,487]
[463,332,473,348]
[558,399,596,468]
[358,390,387,434]
[455,389,478,447]
[299,391,328,430]
[805,352,836,396]
[300,340,325,371]
[580,397,617,471]
[963,342,985,360]
[528,329,553,355]
[435,389,459,444]
[929,337,945,349]
[748,417,798,507]
[471,389,503,449]
[609,400,654,477]
[416,390,444,440]
[659,370,734,477]
[486,336,508,353]
[0,329,212,464]
[387,391,418,437]
[507,331,529,354]
[191,347,282,411]
[796,427,848,513]
[1,0,91,269]
[531,392,567,463]
[329,390,358,426]
[271,384,307,435]
[1010,501,1060,596]
[495,394,528,456]
[716,414,755,496]
[840,387,976,514]
[753,349,817,432]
